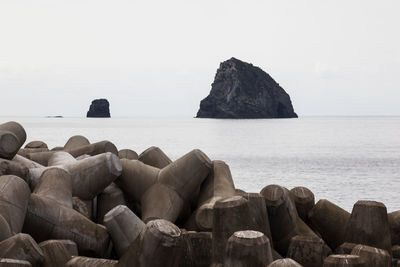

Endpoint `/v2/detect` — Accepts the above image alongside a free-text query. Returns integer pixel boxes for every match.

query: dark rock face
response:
[87,99,111,118]
[196,58,297,119]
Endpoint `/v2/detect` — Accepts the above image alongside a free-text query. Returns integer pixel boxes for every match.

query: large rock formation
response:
[87,99,111,118]
[196,58,297,119]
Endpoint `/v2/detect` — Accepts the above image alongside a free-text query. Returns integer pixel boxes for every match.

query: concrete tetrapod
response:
[335,243,358,254]
[289,186,315,225]
[103,205,145,257]
[63,152,122,200]
[23,194,111,257]
[0,175,31,234]
[141,149,212,223]
[116,159,160,203]
[97,183,127,224]
[39,240,72,267]
[0,159,28,180]
[323,255,365,267]
[180,231,212,267]
[138,146,172,168]
[224,230,273,267]
[72,197,91,218]
[287,235,332,267]
[66,257,118,267]
[344,200,392,254]
[118,149,138,160]
[260,185,299,256]
[350,244,391,267]
[388,210,400,246]
[58,240,79,257]
[67,140,118,158]
[0,259,32,266]
[25,151,55,166]
[47,151,77,166]
[0,233,44,267]
[267,259,302,267]
[242,192,273,244]
[64,135,90,151]
[33,167,73,208]
[0,121,26,160]
[212,196,251,265]
[308,199,350,251]
[0,214,12,242]
[192,160,236,231]
[25,141,48,149]
[119,219,183,267]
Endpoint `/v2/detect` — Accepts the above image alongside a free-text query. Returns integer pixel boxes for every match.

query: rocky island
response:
[196,58,297,119]
[87,99,111,118]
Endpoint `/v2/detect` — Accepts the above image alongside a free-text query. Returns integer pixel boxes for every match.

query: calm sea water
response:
[2,116,399,212]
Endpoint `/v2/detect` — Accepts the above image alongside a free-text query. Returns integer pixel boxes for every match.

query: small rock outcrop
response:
[87,99,111,118]
[196,58,297,119]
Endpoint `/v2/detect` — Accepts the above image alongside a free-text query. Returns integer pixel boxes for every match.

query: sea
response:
[2,116,399,212]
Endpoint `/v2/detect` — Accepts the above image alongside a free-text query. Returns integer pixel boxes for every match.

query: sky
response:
[0,0,399,117]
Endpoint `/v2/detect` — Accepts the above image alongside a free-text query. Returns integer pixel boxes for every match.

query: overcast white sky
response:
[0,0,399,117]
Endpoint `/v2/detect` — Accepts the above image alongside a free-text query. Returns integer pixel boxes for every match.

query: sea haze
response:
[4,116,400,212]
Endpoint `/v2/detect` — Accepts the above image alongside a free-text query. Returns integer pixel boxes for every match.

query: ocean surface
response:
[2,116,399,212]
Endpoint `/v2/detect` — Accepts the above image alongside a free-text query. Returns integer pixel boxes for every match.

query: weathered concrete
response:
[0,233,44,267]
[290,186,315,225]
[0,159,28,180]
[66,257,118,267]
[116,159,160,202]
[67,141,118,158]
[103,205,145,257]
[267,258,302,267]
[141,149,212,223]
[64,135,90,151]
[0,175,31,234]
[118,149,138,160]
[0,121,26,160]
[180,231,212,267]
[25,141,48,149]
[0,214,12,242]
[26,151,55,166]
[0,259,32,266]
[350,244,391,267]
[62,152,122,200]
[260,185,299,256]
[212,196,251,264]
[193,160,236,231]
[138,146,172,168]
[308,199,350,250]
[158,149,212,201]
[58,240,79,257]
[23,194,111,257]
[224,230,273,267]
[39,240,72,267]
[242,192,273,244]
[97,183,127,224]
[141,183,185,223]
[344,201,392,254]
[33,167,73,208]
[335,242,358,254]
[287,235,332,267]
[272,249,283,261]
[48,151,76,166]
[72,197,91,218]
[12,154,44,169]
[388,210,400,246]
[119,219,182,267]
[323,255,365,266]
